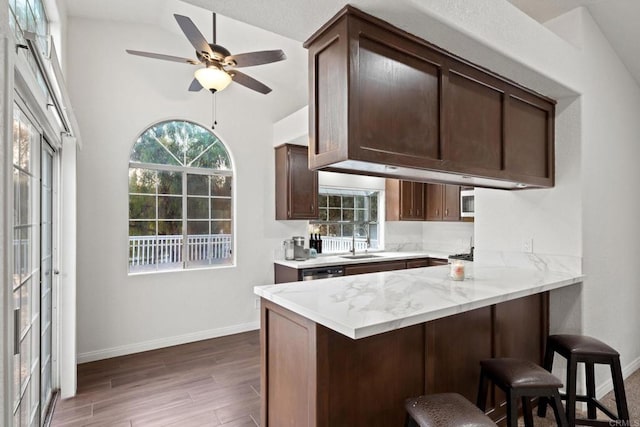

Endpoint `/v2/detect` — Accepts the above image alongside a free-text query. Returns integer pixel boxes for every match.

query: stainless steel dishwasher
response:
[301,266,345,281]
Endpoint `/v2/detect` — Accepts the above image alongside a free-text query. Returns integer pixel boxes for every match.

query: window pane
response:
[157,171,182,195]
[15,0,27,31]
[18,171,31,226]
[318,195,327,208]
[319,209,328,221]
[329,196,341,208]
[211,176,231,197]
[129,195,155,219]
[187,174,208,196]
[187,197,208,219]
[343,224,353,237]
[129,168,157,194]
[328,224,340,236]
[355,209,366,222]
[343,196,354,209]
[211,199,231,219]
[158,221,181,235]
[187,221,208,235]
[158,196,181,220]
[328,209,341,221]
[129,221,155,236]
[343,209,354,222]
[190,141,232,170]
[211,221,231,235]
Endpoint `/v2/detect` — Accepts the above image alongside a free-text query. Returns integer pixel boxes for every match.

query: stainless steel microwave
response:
[460,189,475,218]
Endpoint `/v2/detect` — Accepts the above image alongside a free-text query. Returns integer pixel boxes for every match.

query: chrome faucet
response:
[352,223,371,255]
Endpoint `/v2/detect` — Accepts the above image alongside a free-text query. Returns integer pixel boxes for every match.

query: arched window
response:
[128,120,233,273]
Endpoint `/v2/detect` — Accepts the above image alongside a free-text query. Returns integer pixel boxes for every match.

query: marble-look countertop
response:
[254,265,583,339]
[274,250,451,269]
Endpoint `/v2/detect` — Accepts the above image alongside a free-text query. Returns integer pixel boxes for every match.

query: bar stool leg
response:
[585,361,597,419]
[550,390,569,427]
[477,369,489,411]
[537,343,556,417]
[565,354,578,426]
[611,357,630,422]
[521,397,534,427]
[507,391,519,427]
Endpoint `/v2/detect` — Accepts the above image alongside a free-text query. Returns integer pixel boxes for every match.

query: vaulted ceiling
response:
[63,0,640,118]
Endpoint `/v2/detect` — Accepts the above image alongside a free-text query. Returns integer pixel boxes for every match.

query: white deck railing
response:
[320,236,378,254]
[129,234,232,268]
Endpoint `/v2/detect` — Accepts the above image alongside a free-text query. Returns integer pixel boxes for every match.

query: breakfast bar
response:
[254,265,583,426]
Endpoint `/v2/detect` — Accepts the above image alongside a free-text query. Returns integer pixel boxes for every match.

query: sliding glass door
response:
[12,102,55,426]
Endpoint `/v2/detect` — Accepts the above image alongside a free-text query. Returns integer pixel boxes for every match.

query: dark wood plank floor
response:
[51,331,261,427]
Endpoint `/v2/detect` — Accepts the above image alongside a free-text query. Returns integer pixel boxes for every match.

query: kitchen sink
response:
[340,254,381,260]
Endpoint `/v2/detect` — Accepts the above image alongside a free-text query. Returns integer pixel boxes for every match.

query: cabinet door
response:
[406,258,430,269]
[425,184,443,220]
[400,181,414,219]
[344,260,407,275]
[425,306,492,402]
[443,185,460,221]
[412,182,425,219]
[288,146,318,219]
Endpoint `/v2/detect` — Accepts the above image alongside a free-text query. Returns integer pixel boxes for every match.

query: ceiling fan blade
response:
[188,78,203,92]
[126,49,200,65]
[230,70,272,94]
[174,14,214,58]
[226,49,286,68]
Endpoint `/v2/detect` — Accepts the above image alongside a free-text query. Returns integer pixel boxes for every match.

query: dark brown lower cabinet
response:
[425,306,492,402]
[344,260,407,275]
[261,292,549,426]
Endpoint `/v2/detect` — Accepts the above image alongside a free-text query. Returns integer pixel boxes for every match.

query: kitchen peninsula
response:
[255,265,582,426]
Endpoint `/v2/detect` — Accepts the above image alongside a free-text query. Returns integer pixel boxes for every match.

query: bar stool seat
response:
[405,393,496,427]
[538,334,630,426]
[477,358,568,427]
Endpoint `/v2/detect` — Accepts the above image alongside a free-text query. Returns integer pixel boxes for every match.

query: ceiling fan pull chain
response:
[211,92,218,129]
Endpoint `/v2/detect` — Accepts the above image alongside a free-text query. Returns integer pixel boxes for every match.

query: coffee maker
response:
[292,236,307,260]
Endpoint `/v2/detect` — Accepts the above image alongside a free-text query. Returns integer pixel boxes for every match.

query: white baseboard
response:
[596,354,640,398]
[77,322,260,364]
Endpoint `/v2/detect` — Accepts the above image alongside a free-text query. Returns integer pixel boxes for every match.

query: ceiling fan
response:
[126,13,286,94]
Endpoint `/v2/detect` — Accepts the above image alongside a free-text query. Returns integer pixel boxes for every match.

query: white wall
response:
[473,5,640,387]
[569,8,640,381]
[67,11,307,361]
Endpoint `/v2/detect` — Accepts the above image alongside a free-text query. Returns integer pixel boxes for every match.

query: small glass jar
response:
[450,260,465,281]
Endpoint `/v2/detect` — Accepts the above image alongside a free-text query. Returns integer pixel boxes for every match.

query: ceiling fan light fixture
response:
[195,65,232,92]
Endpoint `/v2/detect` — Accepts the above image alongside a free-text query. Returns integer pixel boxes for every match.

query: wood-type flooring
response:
[50,331,260,426]
[51,329,640,426]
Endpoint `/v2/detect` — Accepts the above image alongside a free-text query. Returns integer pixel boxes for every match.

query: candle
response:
[450,260,465,281]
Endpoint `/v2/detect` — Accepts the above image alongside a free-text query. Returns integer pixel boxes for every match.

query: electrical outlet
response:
[254,298,260,310]
[522,237,533,253]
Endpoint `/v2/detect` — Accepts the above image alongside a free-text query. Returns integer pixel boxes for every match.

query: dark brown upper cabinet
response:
[275,144,318,220]
[304,6,555,190]
[386,179,424,221]
[425,184,461,222]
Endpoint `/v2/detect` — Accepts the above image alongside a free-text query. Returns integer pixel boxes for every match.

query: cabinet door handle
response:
[436,209,439,216]
[310,204,314,212]
[445,209,449,216]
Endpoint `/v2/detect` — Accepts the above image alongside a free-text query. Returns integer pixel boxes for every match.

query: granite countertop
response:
[254,265,583,339]
[274,250,452,269]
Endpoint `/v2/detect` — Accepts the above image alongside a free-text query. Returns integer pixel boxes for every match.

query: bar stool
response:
[405,393,496,427]
[477,358,568,427]
[537,334,630,426]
